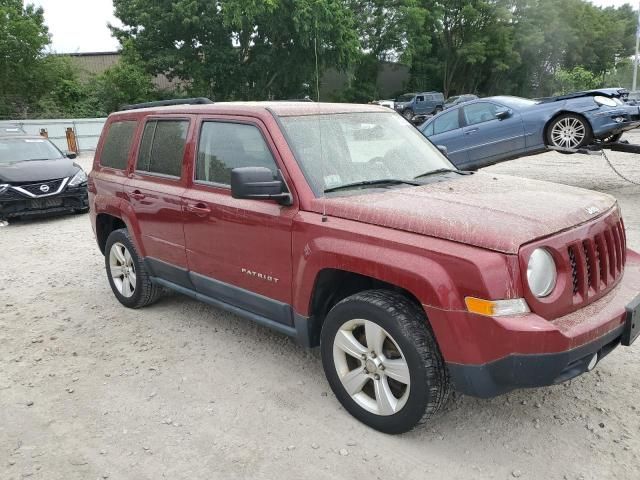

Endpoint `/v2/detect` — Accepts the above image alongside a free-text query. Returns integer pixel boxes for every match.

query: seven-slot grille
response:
[567,219,626,300]
[16,179,65,197]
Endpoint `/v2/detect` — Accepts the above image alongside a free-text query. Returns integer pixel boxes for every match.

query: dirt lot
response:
[1,134,639,480]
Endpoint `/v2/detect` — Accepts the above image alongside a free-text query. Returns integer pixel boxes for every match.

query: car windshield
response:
[396,94,415,102]
[280,112,454,196]
[0,138,63,164]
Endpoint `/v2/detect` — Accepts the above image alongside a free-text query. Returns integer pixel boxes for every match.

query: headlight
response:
[594,96,618,107]
[0,184,9,194]
[68,169,88,187]
[527,248,557,298]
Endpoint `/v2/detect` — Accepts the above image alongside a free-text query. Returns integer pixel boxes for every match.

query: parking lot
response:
[1,136,639,480]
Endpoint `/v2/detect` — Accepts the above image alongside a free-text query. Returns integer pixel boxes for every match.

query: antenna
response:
[314,19,328,222]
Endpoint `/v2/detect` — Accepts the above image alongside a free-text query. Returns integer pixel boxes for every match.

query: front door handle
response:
[186,203,212,216]
[130,190,145,200]
[465,128,480,135]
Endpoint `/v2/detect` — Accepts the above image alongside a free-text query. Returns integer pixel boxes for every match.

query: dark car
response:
[1,124,26,135]
[0,135,89,219]
[419,90,640,170]
[89,100,640,434]
[444,94,478,109]
[394,91,445,120]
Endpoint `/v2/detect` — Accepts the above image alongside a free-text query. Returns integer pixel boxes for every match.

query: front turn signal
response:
[465,297,530,317]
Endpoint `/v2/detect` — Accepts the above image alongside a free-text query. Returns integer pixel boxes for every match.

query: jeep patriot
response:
[89,100,640,434]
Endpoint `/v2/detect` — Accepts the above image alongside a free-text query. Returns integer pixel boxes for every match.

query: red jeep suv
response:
[89,99,640,434]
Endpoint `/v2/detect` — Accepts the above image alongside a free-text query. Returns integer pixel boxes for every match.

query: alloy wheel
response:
[550,117,586,148]
[109,242,136,298]
[332,319,410,416]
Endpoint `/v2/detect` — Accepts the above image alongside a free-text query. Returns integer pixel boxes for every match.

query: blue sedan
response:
[419,90,640,170]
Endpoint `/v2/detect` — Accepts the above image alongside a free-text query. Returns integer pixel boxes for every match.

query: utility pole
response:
[633,1,640,91]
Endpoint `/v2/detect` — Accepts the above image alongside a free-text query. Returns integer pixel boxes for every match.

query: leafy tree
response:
[112,0,360,100]
[553,66,601,95]
[92,58,156,114]
[0,0,50,116]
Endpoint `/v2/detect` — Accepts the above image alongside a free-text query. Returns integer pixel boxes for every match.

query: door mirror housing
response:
[231,167,292,206]
[495,108,513,120]
[65,151,77,159]
[437,145,449,157]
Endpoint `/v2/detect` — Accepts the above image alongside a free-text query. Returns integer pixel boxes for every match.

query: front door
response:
[461,102,525,168]
[181,117,296,325]
[125,117,193,275]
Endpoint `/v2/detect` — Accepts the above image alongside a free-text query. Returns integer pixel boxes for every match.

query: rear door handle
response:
[130,190,145,200]
[186,203,211,216]
[465,128,480,135]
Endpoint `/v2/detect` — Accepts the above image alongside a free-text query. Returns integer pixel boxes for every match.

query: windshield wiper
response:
[413,168,470,180]
[324,178,420,193]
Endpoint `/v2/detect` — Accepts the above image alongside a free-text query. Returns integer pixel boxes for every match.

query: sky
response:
[31,0,640,54]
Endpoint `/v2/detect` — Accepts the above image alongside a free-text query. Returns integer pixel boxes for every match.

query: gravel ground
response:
[1,134,639,480]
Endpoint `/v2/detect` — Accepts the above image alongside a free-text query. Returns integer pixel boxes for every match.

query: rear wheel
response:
[104,228,162,308]
[546,114,592,149]
[320,290,450,434]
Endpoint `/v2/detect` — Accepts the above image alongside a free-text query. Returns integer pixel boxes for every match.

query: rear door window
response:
[433,109,460,135]
[100,120,137,170]
[136,120,189,178]
[196,121,278,186]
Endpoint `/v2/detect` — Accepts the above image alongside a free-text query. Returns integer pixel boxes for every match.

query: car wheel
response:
[434,106,443,114]
[104,228,163,308]
[402,109,414,120]
[546,114,593,149]
[74,207,90,214]
[320,290,451,434]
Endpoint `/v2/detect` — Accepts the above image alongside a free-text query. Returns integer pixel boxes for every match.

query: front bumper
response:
[0,185,88,218]
[588,105,640,138]
[425,249,640,398]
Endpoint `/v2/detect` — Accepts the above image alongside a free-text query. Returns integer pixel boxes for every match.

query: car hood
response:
[310,173,616,254]
[0,158,79,183]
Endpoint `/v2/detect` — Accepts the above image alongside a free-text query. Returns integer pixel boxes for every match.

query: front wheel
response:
[546,114,593,149]
[320,290,450,434]
[402,109,414,120]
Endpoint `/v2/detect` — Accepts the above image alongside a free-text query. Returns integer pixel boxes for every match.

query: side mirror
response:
[231,167,292,206]
[437,145,449,157]
[495,108,513,120]
[65,151,77,159]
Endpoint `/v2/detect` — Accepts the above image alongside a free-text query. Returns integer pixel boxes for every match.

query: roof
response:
[111,102,391,118]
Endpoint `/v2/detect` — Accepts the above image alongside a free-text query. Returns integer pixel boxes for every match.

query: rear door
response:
[181,116,296,326]
[125,117,194,278]
[461,102,525,168]
[425,108,468,167]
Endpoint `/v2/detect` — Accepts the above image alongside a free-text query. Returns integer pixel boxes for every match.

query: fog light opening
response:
[587,353,598,371]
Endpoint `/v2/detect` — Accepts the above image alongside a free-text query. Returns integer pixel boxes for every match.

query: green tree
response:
[112,0,360,100]
[0,0,50,116]
[93,59,156,114]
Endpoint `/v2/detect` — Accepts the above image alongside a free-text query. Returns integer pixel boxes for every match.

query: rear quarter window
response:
[99,120,137,170]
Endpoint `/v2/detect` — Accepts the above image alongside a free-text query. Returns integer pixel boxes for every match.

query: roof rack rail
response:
[120,97,214,111]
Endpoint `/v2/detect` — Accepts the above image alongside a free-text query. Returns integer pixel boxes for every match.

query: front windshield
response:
[280,112,454,196]
[396,94,415,102]
[0,138,63,164]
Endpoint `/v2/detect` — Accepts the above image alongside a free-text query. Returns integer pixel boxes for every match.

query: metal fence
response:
[0,118,106,152]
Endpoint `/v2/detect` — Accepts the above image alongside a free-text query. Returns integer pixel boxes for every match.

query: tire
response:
[320,290,450,434]
[74,207,90,214]
[104,228,163,308]
[434,106,443,114]
[545,113,593,149]
[402,109,414,120]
